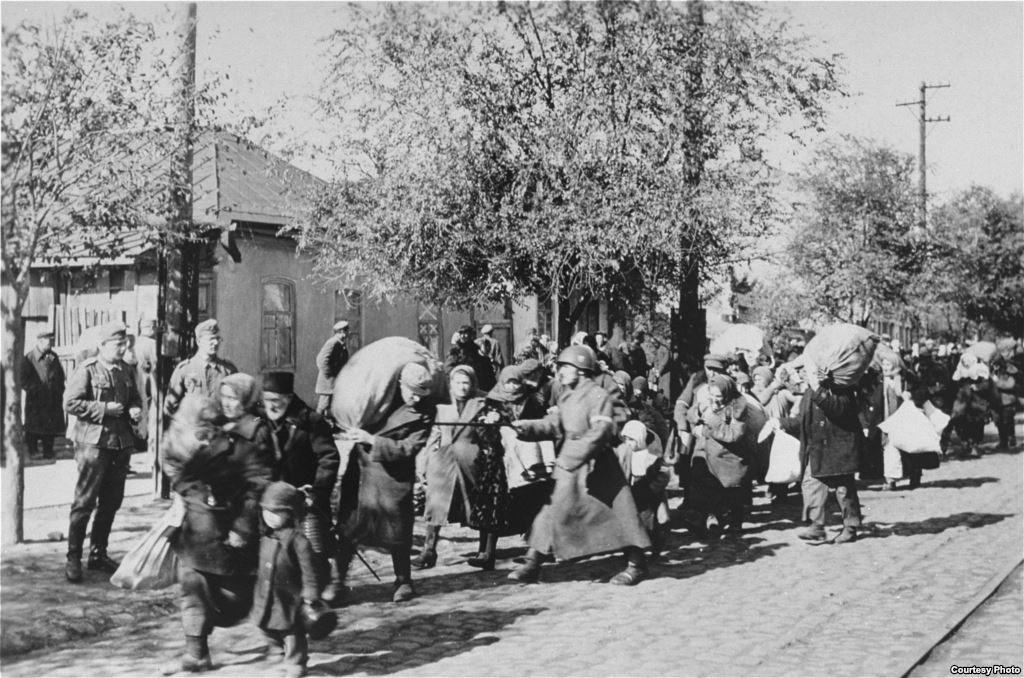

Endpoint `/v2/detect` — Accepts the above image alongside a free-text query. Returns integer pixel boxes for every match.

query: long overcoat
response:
[781,385,863,478]
[166,431,272,575]
[266,396,340,515]
[337,399,436,549]
[21,347,65,436]
[694,396,765,488]
[422,397,486,526]
[315,335,349,396]
[251,525,321,632]
[517,378,651,560]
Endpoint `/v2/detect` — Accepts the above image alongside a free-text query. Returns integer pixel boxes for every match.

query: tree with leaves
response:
[291,1,841,347]
[0,8,216,544]
[787,135,922,326]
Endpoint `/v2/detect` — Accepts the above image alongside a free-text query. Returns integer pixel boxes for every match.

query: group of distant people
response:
[21,315,1022,676]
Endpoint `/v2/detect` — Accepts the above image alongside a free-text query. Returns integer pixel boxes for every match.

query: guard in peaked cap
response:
[194,319,220,339]
[164,317,237,419]
[98,321,128,344]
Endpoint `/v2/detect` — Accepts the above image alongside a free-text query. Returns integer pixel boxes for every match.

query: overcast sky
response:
[5,1,1023,199]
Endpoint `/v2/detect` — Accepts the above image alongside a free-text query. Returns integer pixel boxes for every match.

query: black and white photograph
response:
[1,1,1022,676]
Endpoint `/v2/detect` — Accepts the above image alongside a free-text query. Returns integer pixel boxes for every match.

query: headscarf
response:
[613,370,634,401]
[752,366,774,386]
[571,331,589,347]
[707,373,741,403]
[449,364,478,401]
[220,373,261,415]
[487,364,525,403]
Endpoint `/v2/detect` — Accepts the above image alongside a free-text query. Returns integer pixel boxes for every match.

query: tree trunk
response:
[1,282,28,545]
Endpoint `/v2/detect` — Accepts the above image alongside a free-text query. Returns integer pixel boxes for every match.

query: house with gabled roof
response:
[23,131,525,403]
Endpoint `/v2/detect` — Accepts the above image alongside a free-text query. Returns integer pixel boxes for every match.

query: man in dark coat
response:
[20,329,65,459]
[314,320,350,417]
[509,345,651,586]
[261,371,341,599]
[335,362,437,603]
[475,323,505,377]
[62,322,142,582]
[774,367,864,544]
[445,325,496,392]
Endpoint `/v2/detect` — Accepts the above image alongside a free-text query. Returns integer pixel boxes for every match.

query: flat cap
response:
[480,324,494,334]
[703,353,730,371]
[194,318,220,339]
[333,320,350,332]
[37,329,55,339]
[262,371,294,394]
[400,362,433,396]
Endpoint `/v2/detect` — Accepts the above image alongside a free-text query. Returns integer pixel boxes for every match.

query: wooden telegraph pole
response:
[155,2,198,498]
[897,82,950,231]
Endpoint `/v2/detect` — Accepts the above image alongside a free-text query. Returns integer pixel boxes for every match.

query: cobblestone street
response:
[2,437,1021,678]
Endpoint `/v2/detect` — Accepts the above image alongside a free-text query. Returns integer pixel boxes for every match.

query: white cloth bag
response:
[764,430,802,484]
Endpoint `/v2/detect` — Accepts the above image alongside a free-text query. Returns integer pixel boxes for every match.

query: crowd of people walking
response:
[26,316,1022,676]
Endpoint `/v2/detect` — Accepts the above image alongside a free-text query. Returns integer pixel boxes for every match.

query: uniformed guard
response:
[314,320,350,417]
[509,345,652,586]
[63,321,143,582]
[164,318,238,420]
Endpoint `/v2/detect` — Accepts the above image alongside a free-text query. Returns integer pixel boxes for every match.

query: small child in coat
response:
[252,481,325,678]
[618,420,671,557]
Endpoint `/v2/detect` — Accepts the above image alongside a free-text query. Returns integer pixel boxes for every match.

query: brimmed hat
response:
[262,371,294,394]
[333,320,350,332]
[37,329,55,339]
[98,322,127,344]
[703,353,729,371]
[480,324,494,334]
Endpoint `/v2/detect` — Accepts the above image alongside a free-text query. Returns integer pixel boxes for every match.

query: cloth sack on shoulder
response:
[878,401,942,454]
[922,401,952,435]
[802,324,880,388]
[764,430,802,485]
[110,494,183,591]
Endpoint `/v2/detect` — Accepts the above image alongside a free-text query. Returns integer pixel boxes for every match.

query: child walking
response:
[252,481,326,678]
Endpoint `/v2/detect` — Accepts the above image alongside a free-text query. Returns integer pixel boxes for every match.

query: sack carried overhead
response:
[764,430,802,485]
[878,401,942,454]
[331,337,445,432]
[110,494,184,591]
[802,324,880,388]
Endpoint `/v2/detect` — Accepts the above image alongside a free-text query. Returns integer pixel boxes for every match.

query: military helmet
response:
[556,345,598,373]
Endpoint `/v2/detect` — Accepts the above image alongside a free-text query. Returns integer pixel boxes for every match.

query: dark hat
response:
[261,371,294,394]
[98,321,127,344]
[260,481,303,512]
[194,318,220,340]
[457,325,475,336]
[333,320,350,332]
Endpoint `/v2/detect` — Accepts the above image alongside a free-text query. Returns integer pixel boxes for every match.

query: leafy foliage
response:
[291,1,842,312]
[787,135,921,325]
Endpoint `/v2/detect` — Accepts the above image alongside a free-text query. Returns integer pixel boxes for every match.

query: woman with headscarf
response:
[681,374,764,536]
[414,365,487,569]
[162,393,274,673]
[219,373,276,475]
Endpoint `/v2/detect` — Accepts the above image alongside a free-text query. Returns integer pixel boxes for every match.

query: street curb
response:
[900,555,1024,678]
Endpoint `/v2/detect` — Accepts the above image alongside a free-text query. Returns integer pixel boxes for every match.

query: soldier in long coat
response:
[21,329,65,459]
[335,362,437,603]
[414,364,486,569]
[508,345,651,586]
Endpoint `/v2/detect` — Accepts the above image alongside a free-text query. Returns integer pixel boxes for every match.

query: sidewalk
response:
[2,430,1021,676]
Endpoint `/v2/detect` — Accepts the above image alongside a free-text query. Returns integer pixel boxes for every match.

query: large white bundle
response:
[878,401,942,454]
[802,324,879,388]
[710,324,765,357]
[963,341,998,364]
[764,430,802,484]
[331,336,444,431]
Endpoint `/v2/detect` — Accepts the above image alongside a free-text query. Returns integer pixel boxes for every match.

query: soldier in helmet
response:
[164,319,238,421]
[508,345,652,586]
[62,322,143,582]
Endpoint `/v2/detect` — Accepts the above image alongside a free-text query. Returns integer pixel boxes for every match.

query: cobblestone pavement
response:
[2,436,1021,678]
[911,563,1023,677]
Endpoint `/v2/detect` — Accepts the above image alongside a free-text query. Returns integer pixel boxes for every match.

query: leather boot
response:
[163,636,212,674]
[65,555,83,583]
[412,526,440,569]
[87,548,119,573]
[797,524,827,541]
[610,547,647,586]
[467,532,496,570]
[392,550,416,602]
[833,526,858,544]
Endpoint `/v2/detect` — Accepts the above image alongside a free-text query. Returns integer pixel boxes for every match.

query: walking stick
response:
[354,548,381,582]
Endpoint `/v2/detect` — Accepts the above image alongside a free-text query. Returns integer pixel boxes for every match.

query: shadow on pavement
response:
[307,606,546,675]
[914,476,1001,490]
[864,512,1014,539]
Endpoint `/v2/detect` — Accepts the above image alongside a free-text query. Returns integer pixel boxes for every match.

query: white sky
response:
[4,1,1023,199]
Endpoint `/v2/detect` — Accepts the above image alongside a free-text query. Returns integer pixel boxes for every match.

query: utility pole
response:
[897,81,949,230]
[155,2,198,498]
